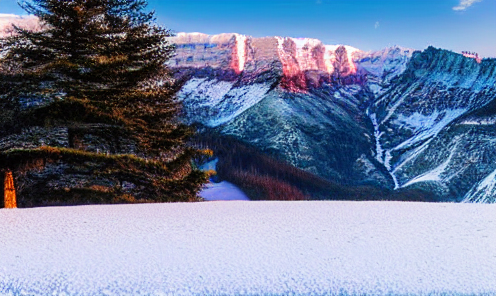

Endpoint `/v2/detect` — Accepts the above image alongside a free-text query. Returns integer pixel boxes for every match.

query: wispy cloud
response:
[453,0,483,11]
[374,21,380,29]
[316,0,322,4]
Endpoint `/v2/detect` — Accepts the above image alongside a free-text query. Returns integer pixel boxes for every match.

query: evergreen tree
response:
[0,0,209,206]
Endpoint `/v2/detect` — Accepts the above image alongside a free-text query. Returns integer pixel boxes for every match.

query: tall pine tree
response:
[0,0,209,206]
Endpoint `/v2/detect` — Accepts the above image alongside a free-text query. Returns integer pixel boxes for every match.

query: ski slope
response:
[0,201,495,296]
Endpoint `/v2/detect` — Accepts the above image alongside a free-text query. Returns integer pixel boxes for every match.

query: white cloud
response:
[453,0,483,11]
[374,21,380,29]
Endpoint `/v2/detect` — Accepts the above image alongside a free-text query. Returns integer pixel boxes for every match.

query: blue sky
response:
[1,0,495,57]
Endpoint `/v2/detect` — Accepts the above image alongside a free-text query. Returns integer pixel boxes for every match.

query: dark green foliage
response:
[194,130,437,202]
[0,0,208,206]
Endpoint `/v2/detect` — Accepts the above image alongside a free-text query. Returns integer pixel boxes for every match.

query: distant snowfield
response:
[0,201,495,296]
[200,181,250,201]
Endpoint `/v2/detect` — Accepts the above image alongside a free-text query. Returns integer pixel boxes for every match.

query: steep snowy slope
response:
[171,34,496,202]
[370,47,496,201]
[172,34,413,189]
[356,46,415,95]
[217,85,388,186]
[172,34,403,187]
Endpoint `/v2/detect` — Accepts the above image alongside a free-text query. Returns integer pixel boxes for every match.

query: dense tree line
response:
[0,0,208,206]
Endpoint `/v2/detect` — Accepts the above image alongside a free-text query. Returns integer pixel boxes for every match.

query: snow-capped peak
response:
[0,14,39,38]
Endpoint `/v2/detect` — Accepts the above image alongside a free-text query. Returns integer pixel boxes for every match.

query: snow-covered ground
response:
[200,181,250,201]
[0,201,495,296]
[198,158,250,201]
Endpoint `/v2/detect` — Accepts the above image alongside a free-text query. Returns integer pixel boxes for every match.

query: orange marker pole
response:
[4,170,17,208]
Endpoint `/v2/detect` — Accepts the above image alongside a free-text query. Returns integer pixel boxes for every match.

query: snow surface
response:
[1,201,495,296]
[177,78,271,127]
[463,169,496,203]
[372,109,466,189]
[178,78,233,107]
[460,117,496,125]
[392,109,467,151]
[401,145,457,188]
[357,47,413,79]
[200,181,250,201]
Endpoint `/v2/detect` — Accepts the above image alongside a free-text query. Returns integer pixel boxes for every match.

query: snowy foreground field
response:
[0,201,495,296]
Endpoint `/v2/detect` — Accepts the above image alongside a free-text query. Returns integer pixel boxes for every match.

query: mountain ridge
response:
[171,32,496,202]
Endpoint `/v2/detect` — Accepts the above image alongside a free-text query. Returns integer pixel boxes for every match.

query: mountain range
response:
[170,32,496,203]
[0,14,39,38]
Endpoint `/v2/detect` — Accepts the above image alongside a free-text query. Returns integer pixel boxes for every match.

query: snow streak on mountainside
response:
[177,77,271,127]
[463,169,496,203]
[370,48,496,201]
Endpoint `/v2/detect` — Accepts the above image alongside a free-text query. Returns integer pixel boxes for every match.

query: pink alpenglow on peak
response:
[232,34,247,74]
[172,32,249,74]
[170,33,367,92]
[462,51,482,63]
[0,14,40,38]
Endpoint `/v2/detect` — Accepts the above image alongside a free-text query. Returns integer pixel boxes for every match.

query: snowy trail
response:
[0,201,495,296]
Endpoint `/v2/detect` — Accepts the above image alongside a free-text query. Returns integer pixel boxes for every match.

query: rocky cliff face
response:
[171,33,496,202]
[172,34,386,186]
[171,33,364,92]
